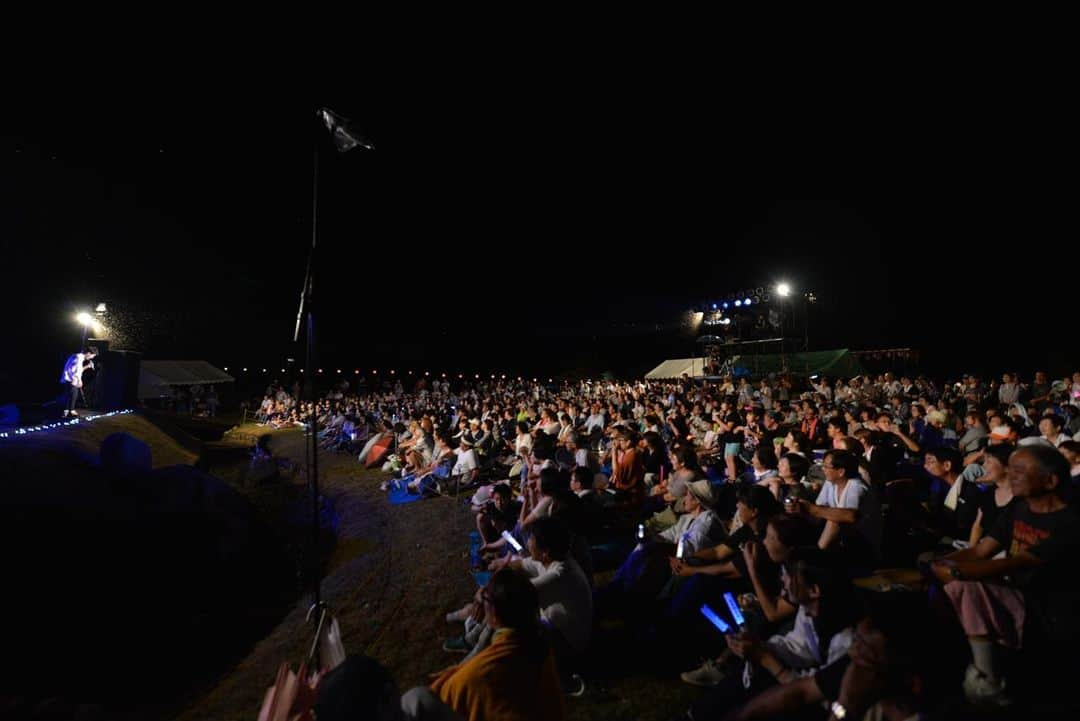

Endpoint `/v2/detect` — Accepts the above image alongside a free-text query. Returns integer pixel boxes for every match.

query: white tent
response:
[139,360,234,399]
[644,357,709,379]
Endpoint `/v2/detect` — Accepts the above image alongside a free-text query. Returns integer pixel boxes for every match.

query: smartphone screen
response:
[723,592,746,627]
[700,604,731,633]
[501,530,523,553]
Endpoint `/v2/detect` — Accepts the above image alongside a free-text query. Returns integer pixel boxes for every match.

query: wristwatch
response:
[831,701,847,719]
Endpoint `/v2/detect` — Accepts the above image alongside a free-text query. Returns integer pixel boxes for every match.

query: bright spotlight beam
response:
[776,282,792,297]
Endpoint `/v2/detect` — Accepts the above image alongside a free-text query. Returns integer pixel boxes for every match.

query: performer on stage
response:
[60,347,98,417]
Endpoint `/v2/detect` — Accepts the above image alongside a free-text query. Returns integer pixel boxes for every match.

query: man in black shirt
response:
[923,447,984,543]
[474,483,521,544]
[931,445,1080,706]
[759,411,788,450]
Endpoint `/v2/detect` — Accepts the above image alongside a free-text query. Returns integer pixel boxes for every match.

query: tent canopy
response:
[644,358,709,379]
[139,360,234,399]
[730,349,867,379]
[644,350,867,381]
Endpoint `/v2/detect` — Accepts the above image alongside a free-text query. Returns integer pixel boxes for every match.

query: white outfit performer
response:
[61,348,97,416]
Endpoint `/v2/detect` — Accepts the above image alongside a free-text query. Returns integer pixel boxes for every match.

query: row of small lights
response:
[700,282,794,311]
[0,409,134,440]
[223,367,554,383]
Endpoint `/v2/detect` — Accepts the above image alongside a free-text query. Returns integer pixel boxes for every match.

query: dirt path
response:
[176,431,477,721]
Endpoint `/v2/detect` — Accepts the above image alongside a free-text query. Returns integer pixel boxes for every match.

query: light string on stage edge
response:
[0,409,135,439]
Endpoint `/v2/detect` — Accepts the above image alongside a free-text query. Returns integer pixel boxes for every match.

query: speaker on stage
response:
[92,350,142,411]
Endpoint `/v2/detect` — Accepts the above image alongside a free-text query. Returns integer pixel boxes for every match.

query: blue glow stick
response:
[723,592,746,627]
[700,604,731,633]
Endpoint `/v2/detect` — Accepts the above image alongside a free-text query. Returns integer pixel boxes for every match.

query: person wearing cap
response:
[655,479,721,555]
[671,484,782,582]
[598,479,720,611]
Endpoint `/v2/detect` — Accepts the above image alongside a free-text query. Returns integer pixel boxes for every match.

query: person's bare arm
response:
[964,448,986,466]
[692,543,736,563]
[968,508,984,548]
[793,499,856,524]
[817,520,842,550]
[934,541,1039,583]
[945,534,1001,563]
[891,427,920,452]
[725,675,823,721]
[671,558,740,578]
[747,546,799,626]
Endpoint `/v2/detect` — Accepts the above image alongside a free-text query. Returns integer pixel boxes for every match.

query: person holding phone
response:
[684,549,860,719]
[596,480,719,617]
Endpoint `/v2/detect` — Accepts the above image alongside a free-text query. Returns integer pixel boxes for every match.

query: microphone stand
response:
[294,136,322,611]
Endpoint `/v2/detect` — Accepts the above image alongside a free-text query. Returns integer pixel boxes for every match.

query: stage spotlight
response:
[95,303,107,313]
[75,312,104,334]
[722,302,729,309]
[744,298,752,306]
[776,282,791,297]
[711,303,717,310]
[734,300,742,307]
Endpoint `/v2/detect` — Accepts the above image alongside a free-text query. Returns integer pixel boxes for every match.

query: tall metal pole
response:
[306,143,321,609]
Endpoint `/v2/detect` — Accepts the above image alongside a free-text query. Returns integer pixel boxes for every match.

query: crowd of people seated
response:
[270,369,1080,719]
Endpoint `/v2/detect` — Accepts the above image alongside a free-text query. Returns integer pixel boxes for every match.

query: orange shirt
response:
[431,628,566,721]
[611,447,645,498]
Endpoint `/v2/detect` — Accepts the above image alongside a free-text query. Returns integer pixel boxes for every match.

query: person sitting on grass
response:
[443,518,591,697]
[927,445,1080,706]
[679,514,818,688]
[966,443,1016,548]
[404,569,566,721]
[475,483,521,545]
[402,431,455,494]
[785,449,882,569]
[721,601,936,721]
[766,451,812,503]
[683,548,861,719]
[597,480,719,615]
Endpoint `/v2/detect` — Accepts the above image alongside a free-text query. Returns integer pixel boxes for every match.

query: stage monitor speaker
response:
[91,350,141,411]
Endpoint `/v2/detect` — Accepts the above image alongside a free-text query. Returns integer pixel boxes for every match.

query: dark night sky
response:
[2,80,1074,403]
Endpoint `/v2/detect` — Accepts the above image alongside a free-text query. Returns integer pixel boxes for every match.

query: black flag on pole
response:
[318,108,374,153]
